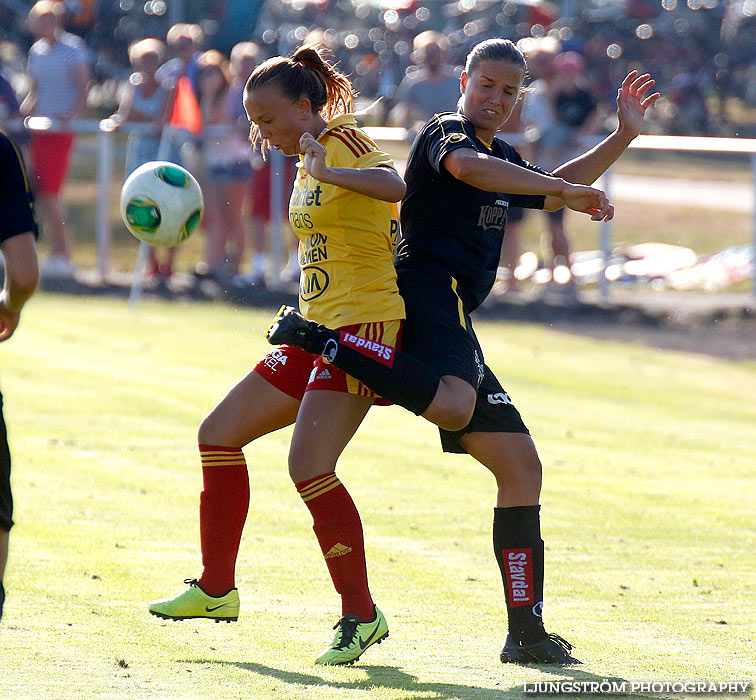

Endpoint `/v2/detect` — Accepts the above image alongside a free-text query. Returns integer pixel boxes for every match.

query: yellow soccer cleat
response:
[148,579,239,623]
[314,606,389,666]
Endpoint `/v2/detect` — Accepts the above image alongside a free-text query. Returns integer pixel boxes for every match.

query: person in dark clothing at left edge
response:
[0,129,40,622]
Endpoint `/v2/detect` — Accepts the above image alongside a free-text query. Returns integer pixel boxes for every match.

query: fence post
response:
[95,120,113,281]
[598,168,613,303]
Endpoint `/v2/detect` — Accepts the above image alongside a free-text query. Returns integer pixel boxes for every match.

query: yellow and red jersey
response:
[289,114,405,328]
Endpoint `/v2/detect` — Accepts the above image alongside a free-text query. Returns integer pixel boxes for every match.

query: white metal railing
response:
[13,117,756,300]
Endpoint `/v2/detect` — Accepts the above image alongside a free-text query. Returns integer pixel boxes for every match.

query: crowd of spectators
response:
[0,0,754,285]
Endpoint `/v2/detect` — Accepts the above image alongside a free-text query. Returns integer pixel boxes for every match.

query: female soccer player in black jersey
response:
[268,38,659,665]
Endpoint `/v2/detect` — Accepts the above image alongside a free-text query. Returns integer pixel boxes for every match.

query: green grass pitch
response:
[0,294,754,699]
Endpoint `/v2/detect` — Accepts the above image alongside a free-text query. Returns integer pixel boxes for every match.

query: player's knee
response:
[516,451,542,486]
[287,451,322,484]
[433,396,476,432]
[428,380,476,431]
[197,412,224,446]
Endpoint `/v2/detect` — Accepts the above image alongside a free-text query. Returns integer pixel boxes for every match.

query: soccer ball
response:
[120,161,204,247]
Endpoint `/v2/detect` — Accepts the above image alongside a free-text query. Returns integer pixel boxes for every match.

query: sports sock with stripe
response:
[493,505,548,645]
[197,444,249,597]
[296,473,375,621]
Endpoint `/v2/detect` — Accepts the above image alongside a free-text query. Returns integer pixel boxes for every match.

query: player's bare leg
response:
[460,432,541,507]
[289,389,389,665]
[199,369,300,448]
[460,430,580,665]
[149,372,300,622]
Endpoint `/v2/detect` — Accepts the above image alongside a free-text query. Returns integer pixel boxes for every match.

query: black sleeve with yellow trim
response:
[423,113,478,175]
[0,130,39,244]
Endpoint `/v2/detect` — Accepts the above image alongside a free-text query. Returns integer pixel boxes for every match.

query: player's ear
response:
[296,96,312,119]
[460,71,468,94]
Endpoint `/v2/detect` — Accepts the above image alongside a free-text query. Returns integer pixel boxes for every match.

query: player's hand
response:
[0,302,20,343]
[616,70,661,138]
[299,132,329,181]
[562,183,614,222]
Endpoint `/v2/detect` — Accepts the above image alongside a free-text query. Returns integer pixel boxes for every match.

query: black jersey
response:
[395,112,548,311]
[0,130,38,245]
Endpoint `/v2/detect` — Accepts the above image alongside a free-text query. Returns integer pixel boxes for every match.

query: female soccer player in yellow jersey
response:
[267,38,659,665]
[148,44,406,666]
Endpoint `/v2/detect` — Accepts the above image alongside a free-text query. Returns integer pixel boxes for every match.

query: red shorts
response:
[30,131,75,195]
[249,158,296,221]
[254,320,402,404]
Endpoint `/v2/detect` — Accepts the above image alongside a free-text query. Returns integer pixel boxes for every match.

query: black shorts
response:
[0,392,13,531]
[396,262,529,454]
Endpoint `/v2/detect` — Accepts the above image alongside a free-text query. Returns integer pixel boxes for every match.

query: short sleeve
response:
[0,134,38,243]
[325,125,395,171]
[423,115,476,174]
[354,148,394,170]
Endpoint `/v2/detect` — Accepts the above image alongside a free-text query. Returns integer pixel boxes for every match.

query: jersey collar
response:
[456,111,493,151]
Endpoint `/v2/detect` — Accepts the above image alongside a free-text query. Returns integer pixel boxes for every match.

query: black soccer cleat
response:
[264,305,336,355]
[500,633,582,665]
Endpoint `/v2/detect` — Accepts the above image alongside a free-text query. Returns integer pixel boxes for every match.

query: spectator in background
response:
[393,31,460,134]
[513,49,600,298]
[195,49,251,281]
[497,39,558,295]
[225,40,273,289]
[156,23,204,168]
[235,141,299,289]
[157,23,204,94]
[230,39,299,290]
[668,71,711,135]
[113,38,175,281]
[118,39,170,176]
[21,0,89,280]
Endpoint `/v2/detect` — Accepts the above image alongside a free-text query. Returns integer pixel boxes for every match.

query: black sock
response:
[493,505,547,645]
[319,332,440,416]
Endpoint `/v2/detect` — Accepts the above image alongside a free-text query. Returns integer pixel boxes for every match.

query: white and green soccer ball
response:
[120,161,204,247]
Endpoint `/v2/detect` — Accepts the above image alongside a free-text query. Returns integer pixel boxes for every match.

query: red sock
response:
[197,444,249,597]
[296,473,374,621]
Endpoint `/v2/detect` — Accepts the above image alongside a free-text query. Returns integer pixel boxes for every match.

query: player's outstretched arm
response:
[0,232,39,342]
[551,70,661,186]
[445,147,571,197]
[444,148,612,220]
[299,132,406,202]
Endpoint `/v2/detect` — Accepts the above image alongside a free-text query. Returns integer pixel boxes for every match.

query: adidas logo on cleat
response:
[324,543,352,559]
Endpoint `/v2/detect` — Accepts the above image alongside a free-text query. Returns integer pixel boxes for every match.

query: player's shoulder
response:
[419,112,477,150]
[323,116,376,160]
[421,112,470,136]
